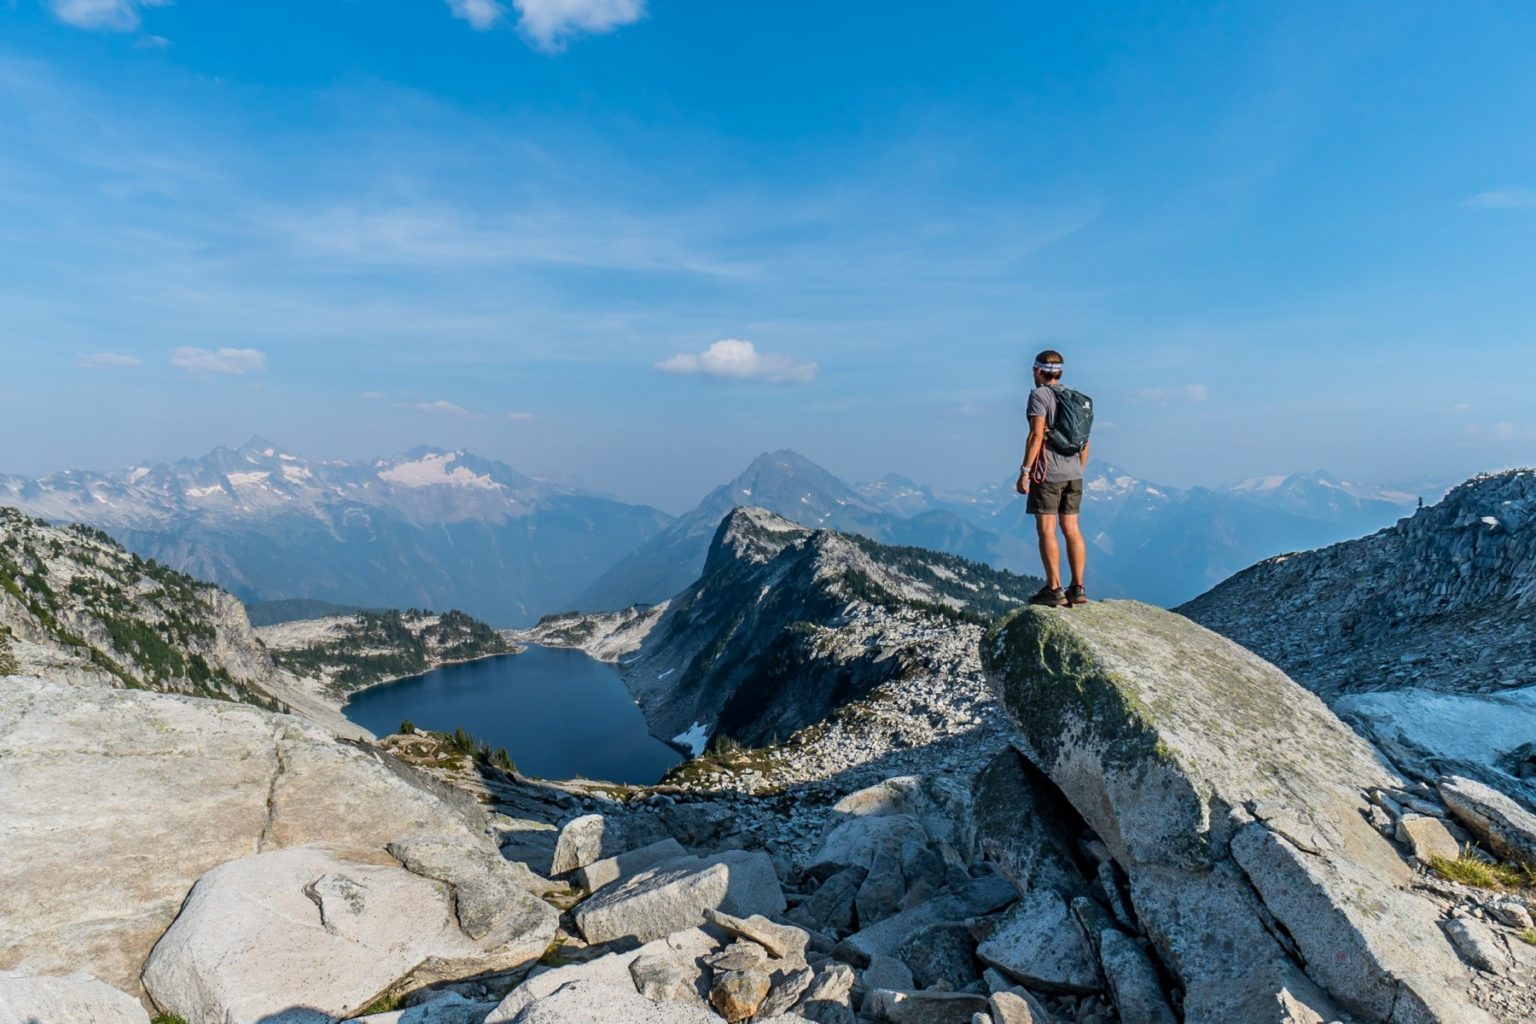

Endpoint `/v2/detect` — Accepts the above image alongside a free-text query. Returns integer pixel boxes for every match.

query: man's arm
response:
[1016,415,1047,494]
[1079,438,1090,472]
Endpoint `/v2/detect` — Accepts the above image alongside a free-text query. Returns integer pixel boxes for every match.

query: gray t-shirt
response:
[1027,384,1084,483]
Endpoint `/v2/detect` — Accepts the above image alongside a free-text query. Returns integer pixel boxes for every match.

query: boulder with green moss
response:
[983,600,1491,1024]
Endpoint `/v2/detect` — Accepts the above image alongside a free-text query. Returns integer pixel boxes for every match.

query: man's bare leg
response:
[1060,513,1086,588]
[1035,514,1061,589]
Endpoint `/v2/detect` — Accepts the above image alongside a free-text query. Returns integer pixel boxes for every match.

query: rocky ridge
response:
[258,608,517,698]
[0,506,282,706]
[1181,468,1535,701]
[0,506,521,737]
[524,506,1041,755]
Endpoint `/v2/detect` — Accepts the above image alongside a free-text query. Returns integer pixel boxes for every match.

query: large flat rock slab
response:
[0,678,487,997]
[141,845,557,1024]
[983,602,1491,1024]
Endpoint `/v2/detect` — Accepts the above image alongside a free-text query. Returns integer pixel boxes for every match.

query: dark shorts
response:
[1027,477,1084,516]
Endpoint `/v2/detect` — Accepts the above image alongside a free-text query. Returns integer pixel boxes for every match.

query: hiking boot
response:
[1028,586,1068,608]
[1065,584,1089,606]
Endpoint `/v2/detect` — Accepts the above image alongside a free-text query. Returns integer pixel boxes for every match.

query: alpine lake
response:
[342,645,682,785]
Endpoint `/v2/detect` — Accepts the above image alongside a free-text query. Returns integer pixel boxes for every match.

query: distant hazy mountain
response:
[1222,470,1419,534]
[0,438,671,626]
[572,450,1033,612]
[858,463,1417,607]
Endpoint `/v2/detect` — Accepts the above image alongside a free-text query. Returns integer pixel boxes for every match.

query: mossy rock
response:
[982,600,1395,867]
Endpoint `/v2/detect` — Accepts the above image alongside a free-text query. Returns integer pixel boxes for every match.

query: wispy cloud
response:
[1133,383,1209,404]
[413,399,473,415]
[656,339,817,384]
[1466,188,1536,210]
[514,0,645,52]
[446,0,506,32]
[404,400,533,420]
[170,347,267,375]
[47,0,168,32]
[78,352,142,368]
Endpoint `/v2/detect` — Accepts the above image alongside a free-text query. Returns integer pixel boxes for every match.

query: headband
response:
[1033,361,1063,372]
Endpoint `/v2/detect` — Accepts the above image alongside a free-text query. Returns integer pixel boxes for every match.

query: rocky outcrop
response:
[0,677,488,998]
[1180,468,1536,702]
[0,507,283,704]
[141,845,557,1024]
[984,601,1493,1024]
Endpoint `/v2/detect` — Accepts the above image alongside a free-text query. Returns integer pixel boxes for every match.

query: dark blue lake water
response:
[343,645,681,785]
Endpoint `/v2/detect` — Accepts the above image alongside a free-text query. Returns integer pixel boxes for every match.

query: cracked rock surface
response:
[0,676,488,997]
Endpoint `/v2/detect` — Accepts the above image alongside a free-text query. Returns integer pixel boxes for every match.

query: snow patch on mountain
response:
[377,452,500,491]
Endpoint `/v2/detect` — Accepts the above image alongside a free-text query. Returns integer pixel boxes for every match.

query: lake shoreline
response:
[335,643,529,716]
[339,644,682,785]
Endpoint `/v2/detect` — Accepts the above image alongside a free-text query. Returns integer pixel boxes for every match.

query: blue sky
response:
[2,1,1534,511]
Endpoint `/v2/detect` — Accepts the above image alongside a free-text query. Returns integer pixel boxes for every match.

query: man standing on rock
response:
[1015,349,1093,607]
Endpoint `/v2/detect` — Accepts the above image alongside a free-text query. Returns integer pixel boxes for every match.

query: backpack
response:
[1046,386,1094,456]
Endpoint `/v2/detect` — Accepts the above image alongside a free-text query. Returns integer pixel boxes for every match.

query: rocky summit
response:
[4,483,1536,1024]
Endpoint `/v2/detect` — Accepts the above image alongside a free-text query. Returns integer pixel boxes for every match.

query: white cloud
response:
[79,352,142,368]
[360,391,386,400]
[505,410,536,421]
[1466,188,1536,210]
[446,0,506,31]
[414,399,473,415]
[170,347,266,375]
[48,0,168,31]
[1185,383,1209,402]
[513,0,645,52]
[656,339,817,385]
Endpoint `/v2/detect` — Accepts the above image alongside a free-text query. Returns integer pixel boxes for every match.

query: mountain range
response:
[0,438,670,626]
[0,440,1425,623]
[579,452,1422,612]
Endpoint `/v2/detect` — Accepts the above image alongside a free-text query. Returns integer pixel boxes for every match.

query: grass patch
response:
[1429,847,1536,891]
[1517,929,1536,948]
[355,992,402,1015]
[150,1014,190,1024]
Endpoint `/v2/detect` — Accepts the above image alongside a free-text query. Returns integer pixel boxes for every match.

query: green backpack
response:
[1046,386,1094,456]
